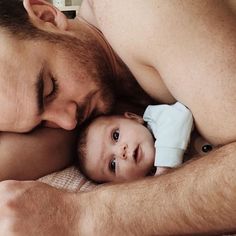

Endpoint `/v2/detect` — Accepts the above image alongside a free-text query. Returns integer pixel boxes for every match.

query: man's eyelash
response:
[52,78,59,97]
[46,77,59,100]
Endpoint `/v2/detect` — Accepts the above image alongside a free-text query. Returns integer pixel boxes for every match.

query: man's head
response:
[77,113,155,183]
[0,0,114,132]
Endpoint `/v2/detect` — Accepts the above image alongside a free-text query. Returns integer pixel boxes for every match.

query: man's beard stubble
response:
[54,30,116,121]
[52,29,152,120]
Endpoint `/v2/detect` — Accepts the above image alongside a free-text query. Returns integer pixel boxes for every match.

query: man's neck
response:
[75,11,155,109]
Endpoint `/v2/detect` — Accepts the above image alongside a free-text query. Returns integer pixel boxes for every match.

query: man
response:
[0,0,116,132]
[0,0,236,235]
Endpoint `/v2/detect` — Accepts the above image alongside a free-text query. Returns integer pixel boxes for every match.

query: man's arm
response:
[0,142,236,235]
[0,128,76,180]
[79,142,236,235]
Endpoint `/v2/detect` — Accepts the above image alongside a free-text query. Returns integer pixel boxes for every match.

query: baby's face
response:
[84,115,155,182]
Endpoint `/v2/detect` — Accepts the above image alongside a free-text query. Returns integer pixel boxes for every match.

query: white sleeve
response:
[143,102,193,167]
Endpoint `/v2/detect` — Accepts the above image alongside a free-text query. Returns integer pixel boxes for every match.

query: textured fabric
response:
[143,102,193,167]
[38,166,97,192]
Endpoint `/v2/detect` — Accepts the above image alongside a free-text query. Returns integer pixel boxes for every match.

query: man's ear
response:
[124,112,144,124]
[23,0,68,31]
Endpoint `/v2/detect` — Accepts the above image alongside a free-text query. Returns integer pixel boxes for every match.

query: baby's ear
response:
[124,112,144,124]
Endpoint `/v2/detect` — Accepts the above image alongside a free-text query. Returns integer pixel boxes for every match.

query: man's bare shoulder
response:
[79,0,99,28]
[87,1,236,145]
[90,1,161,61]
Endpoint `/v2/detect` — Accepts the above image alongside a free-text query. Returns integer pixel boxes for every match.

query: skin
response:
[0,0,236,235]
[84,115,155,182]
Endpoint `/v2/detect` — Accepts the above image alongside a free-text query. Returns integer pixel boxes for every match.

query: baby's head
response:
[77,113,155,183]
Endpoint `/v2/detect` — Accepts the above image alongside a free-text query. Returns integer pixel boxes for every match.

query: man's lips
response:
[133,145,142,164]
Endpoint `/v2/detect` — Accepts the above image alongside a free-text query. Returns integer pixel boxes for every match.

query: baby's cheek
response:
[125,168,146,181]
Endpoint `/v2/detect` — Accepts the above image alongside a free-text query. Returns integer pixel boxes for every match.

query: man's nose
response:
[43,102,78,130]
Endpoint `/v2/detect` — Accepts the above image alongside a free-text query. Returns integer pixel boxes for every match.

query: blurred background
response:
[48,0,82,18]
[49,0,82,8]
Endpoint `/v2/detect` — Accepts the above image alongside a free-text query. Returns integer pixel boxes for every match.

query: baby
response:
[76,102,193,183]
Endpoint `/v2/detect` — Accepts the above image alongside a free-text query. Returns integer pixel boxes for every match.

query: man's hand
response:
[0,180,79,236]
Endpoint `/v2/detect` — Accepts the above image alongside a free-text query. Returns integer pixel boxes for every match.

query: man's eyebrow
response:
[35,65,45,115]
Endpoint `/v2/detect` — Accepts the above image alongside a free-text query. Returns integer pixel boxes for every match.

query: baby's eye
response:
[112,129,119,141]
[109,158,116,173]
[112,129,120,142]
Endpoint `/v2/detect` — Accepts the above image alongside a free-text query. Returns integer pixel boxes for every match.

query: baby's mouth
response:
[133,145,141,164]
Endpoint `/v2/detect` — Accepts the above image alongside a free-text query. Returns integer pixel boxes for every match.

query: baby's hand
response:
[155,167,171,176]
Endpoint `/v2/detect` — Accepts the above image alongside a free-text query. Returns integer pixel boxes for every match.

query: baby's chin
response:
[146,166,157,177]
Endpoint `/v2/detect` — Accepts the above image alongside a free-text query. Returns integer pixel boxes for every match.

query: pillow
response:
[38,165,97,192]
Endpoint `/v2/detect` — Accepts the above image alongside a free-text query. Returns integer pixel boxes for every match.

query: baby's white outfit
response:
[143,102,193,168]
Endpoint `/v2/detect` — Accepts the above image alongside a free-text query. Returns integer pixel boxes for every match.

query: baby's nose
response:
[118,144,128,160]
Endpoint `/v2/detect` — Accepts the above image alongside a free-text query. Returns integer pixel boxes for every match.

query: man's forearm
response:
[0,128,75,180]
[79,142,236,235]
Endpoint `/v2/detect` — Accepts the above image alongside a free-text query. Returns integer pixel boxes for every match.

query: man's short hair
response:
[0,0,77,43]
[0,0,44,39]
